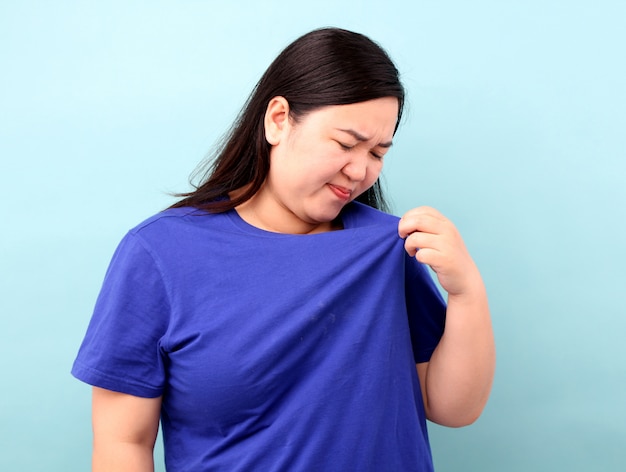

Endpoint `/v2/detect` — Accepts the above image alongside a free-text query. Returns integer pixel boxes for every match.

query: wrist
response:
[446,277,487,307]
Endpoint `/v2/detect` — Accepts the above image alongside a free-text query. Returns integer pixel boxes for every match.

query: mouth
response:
[328,184,352,201]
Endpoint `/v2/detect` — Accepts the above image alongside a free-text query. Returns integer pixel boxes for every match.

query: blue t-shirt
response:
[72,202,446,471]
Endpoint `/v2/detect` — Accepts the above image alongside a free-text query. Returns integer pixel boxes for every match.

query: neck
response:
[234,192,341,235]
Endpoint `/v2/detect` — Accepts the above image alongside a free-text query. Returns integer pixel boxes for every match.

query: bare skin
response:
[91,387,161,472]
[400,206,495,426]
[236,96,396,234]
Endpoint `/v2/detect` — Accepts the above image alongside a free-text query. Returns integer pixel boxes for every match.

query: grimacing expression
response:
[260,96,399,231]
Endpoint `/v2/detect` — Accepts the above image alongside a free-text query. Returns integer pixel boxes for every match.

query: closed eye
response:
[336,140,385,159]
[336,141,355,151]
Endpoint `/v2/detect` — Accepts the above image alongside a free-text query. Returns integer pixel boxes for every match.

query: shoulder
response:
[128,206,228,237]
[121,206,236,254]
[130,206,207,232]
[342,201,400,229]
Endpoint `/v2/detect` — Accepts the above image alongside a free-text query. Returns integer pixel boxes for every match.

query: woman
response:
[72,27,495,471]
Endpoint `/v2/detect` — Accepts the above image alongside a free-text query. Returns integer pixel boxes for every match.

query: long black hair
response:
[171,27,405,213]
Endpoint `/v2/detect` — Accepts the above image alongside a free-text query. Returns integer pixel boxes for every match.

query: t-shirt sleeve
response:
[405,255,447,363]
[71,232,170,398]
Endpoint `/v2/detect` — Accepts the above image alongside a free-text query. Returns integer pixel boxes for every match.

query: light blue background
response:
[1,1,624,470]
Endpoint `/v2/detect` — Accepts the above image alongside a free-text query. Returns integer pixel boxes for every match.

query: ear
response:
[264,96,290,145]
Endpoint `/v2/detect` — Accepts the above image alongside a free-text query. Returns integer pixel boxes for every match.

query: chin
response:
[301,200,346,227]
[313,207,343,223]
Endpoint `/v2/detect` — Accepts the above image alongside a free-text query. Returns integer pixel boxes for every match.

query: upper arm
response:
[92,387,162,471]
[416,362,430,420]
[92,387,161,445]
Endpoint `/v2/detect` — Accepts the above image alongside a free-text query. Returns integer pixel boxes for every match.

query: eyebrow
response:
[336,128,393,148]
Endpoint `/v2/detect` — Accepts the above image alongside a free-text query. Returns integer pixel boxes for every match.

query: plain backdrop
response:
[1,1,625,471]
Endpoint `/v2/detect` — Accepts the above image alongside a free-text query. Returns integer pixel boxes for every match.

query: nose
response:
[342,153,368,182]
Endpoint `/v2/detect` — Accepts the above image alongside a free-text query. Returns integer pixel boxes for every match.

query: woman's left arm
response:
[399,206,496,427]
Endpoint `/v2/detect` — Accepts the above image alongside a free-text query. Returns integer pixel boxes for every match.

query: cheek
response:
[353,162,383,196]
[366,160,384,183]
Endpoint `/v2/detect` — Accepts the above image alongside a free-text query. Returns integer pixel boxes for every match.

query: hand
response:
[398,206,482,298]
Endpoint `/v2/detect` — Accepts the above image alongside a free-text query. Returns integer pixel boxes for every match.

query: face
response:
[237,96,398,234]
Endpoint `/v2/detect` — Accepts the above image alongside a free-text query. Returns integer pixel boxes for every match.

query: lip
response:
[328,184,352,201]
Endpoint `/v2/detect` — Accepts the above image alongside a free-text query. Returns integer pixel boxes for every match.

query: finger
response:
[413,247,441,267]
[403,231,441,257]
[404,206,447,221]
[398,211,447,239]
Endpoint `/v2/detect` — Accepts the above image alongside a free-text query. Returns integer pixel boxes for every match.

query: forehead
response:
[299,97,399,139]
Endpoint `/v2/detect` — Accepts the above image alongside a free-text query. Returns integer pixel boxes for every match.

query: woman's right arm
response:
[92,387,162,472]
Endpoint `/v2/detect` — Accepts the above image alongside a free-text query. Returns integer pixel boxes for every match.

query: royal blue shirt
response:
[72,202,446,471]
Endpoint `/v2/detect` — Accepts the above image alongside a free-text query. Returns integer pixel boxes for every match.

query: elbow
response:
[436,411,481,428]
[428,413,480,429]
[426,402,486,428]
